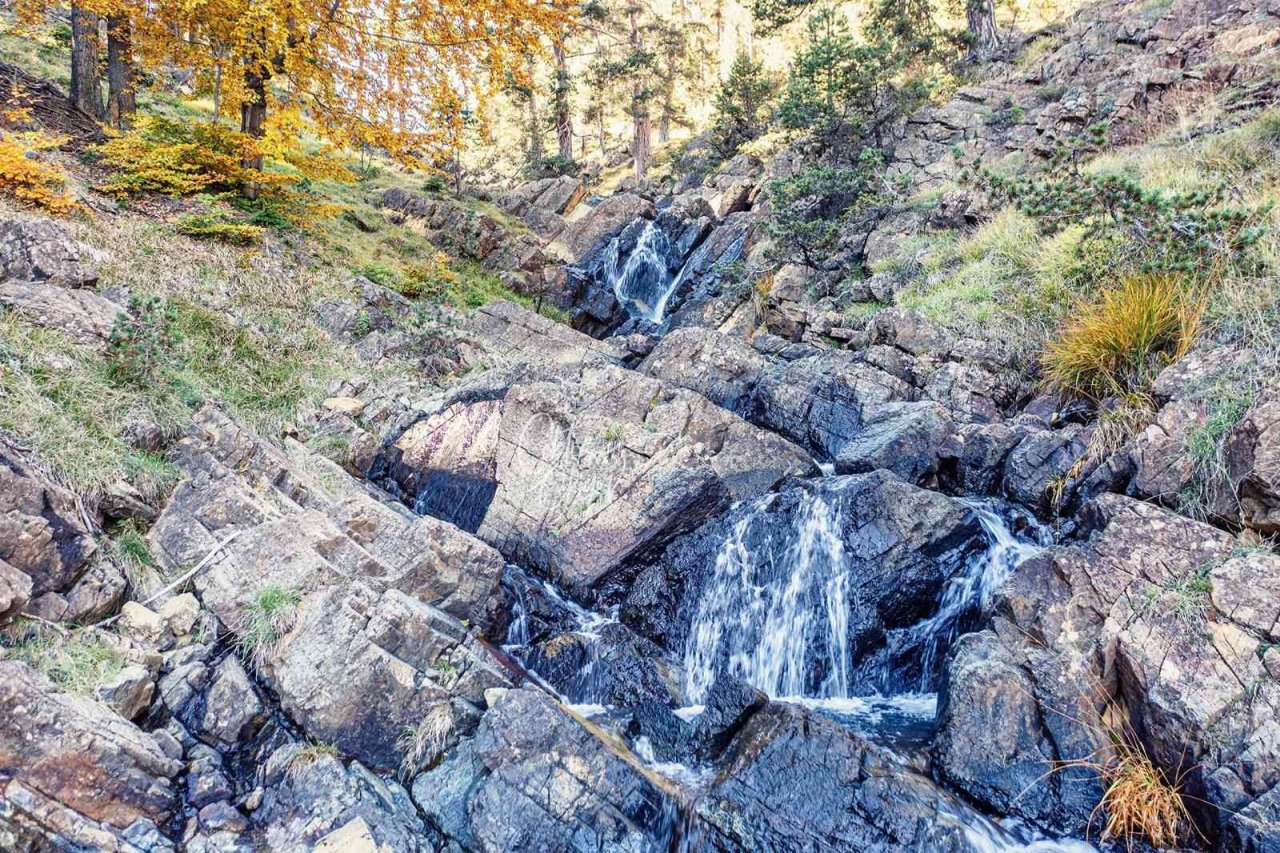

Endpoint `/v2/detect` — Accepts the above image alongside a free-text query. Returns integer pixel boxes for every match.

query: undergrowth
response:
[0,621,123,695]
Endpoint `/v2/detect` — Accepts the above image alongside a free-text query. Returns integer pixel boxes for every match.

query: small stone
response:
[322,396,366,417]
[152,728,184,761]
[159,593,201,639]
[242,787,264,812]
[95,663,155,720]
[198,800,249,833]
[314,817,380,852]
[119,601,172,649]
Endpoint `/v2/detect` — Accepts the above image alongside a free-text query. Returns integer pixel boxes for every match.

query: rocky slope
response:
[3,0,1280,851]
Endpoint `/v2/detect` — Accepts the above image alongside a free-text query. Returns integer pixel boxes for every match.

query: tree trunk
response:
[553,43,573,162]
[105,17,136,129]
[629,7,649,181]
[658,78,674,144]
[240,67,267,195]
[966,0,999,60]
[69,5,104,120]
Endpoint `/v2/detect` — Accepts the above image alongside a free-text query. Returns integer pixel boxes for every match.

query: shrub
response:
[95,118,346,229]
[359,262,400,288]
[966,123,1272,276]
[175,212,265,245]
[422,173,446,193]
[1042,275,1201,401]
[94,117,259,197]
[105,295,183,386]
[0,130,78,214]
[765,150,890,268]
[398,252,458,300]
[235,585,301,669]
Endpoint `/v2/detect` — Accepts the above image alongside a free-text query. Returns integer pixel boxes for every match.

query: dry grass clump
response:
[1095,737,1194,850]
[1043,274,1202,401]
[397,702,455,780]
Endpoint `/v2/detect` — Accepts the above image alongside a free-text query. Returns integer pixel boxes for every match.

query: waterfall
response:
[683,489,855,702]
[682,486,1047,705]
[502,566,617,709]
[606,220,683,325]
[903,499,1051,685]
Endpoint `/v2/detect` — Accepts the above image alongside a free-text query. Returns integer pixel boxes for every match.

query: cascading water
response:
[605,221,683,325]
[502,566,617,710]
[683,487,856,703]
[903,498,1052,683]
[682,483,1049,707]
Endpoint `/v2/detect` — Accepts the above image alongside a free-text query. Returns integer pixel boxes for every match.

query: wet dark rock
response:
[688,673,767,760]
[693,702,981,851]
[524,623,681,710]
[0,442,97,603]
[1001,427,1087,514]
[421,689,679,851]
[750,349,915,463]
[833,400,953,483]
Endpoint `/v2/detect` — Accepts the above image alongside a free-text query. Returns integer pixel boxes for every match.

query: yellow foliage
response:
[94,117,260,197]
[1042,274,1202,401]
[400,251,460,299]
[0,130,78,215]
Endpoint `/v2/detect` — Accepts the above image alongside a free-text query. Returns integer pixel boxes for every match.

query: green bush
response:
[965,124,1272,275]
[106,295,183,386]
[765,150,891,268]
[175,212,265,245]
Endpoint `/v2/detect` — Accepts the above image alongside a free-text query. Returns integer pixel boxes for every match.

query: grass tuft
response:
[235,585,301,670]
[0,621,124,695]
[397,702,454,780]
[1042,275,1202,401]
[285,741,339,781]
[1096,738,1194,849]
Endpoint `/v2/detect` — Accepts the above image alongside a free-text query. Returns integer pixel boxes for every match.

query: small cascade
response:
[899,499,1051,687]
[683,488,855,703]
[682,485,1048,705]
[502,566,618,708]
[605,221,683,324]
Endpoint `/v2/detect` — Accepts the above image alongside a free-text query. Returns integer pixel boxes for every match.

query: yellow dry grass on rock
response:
[1042,274,1203,401]
[1095,735,1195,850]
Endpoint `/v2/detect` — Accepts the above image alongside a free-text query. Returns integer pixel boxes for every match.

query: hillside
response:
[1,0,1280,851]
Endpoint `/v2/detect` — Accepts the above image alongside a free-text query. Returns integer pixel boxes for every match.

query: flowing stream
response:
[503,481,1092,852]
[604,221,682,325]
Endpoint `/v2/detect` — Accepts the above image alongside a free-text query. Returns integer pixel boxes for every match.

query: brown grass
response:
[1043,274,1203,401]
[1095,735,1194,850]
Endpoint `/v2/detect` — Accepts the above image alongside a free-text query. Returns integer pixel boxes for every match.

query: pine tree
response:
[711,52,775,157]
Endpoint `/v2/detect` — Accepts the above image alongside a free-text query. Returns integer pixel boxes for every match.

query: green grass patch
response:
[1,622,124,695]
[235,585,301,669]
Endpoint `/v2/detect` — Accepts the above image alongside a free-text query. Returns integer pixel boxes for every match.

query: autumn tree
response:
[105,15,135,129]
[28,0,565,171]
[68,3,103,120]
